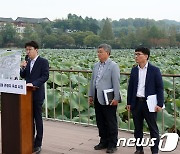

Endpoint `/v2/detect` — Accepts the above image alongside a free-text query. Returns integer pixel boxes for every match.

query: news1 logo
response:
[117,133,179,152]
[159,133,179,152]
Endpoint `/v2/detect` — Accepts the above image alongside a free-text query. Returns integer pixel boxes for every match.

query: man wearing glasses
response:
[127,47,164,154]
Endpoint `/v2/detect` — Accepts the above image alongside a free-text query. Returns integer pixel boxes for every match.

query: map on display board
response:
[0,50,21,80]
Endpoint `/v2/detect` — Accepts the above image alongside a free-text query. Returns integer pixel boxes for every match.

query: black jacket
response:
[127,63,164,110]
[20,56,49,101]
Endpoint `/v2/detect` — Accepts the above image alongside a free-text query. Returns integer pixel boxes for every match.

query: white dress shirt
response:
[30,55,39,73]
[95,59,108,88]
[136,62,148,97]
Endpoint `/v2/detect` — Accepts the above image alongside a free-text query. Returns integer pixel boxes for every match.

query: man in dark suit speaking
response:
[20,41,49,153]
[89,44,121,153]
[127,47,164,154]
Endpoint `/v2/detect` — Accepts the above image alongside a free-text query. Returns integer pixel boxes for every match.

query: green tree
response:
[14,34,23,47]
[168,26,177,47]
[34,24,46,40]
[58,34,75,48]
[0,34,3,47]
[23,25,34,39]
[30,33,41,46]
[43,34,58,48]
[176,33,180,47]
[67,13,85,31]
[148,26,163,39]
[1,23,17,46]
[84,34,101,47]
[127,32,138,48]
[71,31,94,47]
[100,18,114,40]
[22,25,41,46]
[53,19,70,32]
[176,33,180,42]
[84,17,100,34]
[136,27,150,47]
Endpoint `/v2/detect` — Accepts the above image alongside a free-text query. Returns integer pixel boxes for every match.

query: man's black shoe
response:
[134,150,144,154]
[106,147,117,153]
[33,146,41,153]
[94,143,107,150]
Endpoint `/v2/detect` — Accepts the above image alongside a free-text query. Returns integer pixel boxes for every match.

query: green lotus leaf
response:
[70,74,78,84]
[78,94,88,110]
[47,89,60,109]
[163,78,173,91]
[72,116,91,123]
[164,102,174,114]
[78,85,88,94]
[56,102,71,119]
[70,74,87,85]
[56,115,69,120]
[118,117,129,129]
[120,89,127,104]
[176,118,180,130]
[175,99,180,107]
[80,107,95,117]
[70,93,79,110]
[49,72,69,86]
[117,102,127,114]
[157,110,174,130]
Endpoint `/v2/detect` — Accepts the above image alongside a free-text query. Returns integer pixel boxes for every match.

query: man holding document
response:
[127,47,164,154]
[89,44,121,153]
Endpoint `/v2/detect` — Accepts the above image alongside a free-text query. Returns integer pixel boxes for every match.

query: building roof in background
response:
[15,17,51,24]
[0,17,14,22]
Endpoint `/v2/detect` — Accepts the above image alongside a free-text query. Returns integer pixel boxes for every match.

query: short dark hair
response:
[25,41,39,49]
[135,47,150,59]
[98,43,111,55]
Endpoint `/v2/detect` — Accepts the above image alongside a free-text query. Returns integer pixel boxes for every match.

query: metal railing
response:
[44,69,180,134]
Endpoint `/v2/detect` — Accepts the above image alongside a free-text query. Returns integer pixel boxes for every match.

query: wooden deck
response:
[0,119,180,154]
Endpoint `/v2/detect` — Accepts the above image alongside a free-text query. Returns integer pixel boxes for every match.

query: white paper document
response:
[146,95,165,112]
[103,89,114,105]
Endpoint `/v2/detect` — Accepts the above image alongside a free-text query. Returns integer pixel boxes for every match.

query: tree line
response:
[0,13,180,49]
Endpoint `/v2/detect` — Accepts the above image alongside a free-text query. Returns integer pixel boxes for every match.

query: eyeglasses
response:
[134,53,144,56]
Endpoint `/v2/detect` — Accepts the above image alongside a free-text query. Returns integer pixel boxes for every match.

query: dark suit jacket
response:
[20,56,49,101]
[127,62,164,110]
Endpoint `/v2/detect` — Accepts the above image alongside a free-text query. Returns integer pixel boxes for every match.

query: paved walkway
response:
[0,119,180,154]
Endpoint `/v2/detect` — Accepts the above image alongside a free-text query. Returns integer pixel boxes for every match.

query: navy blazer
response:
[127,63,164,110]
[20,56,49,101]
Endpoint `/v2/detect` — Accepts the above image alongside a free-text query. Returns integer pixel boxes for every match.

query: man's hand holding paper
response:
[146,94,165,112]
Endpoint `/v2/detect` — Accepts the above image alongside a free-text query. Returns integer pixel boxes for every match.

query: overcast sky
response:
[1,0,180,21]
